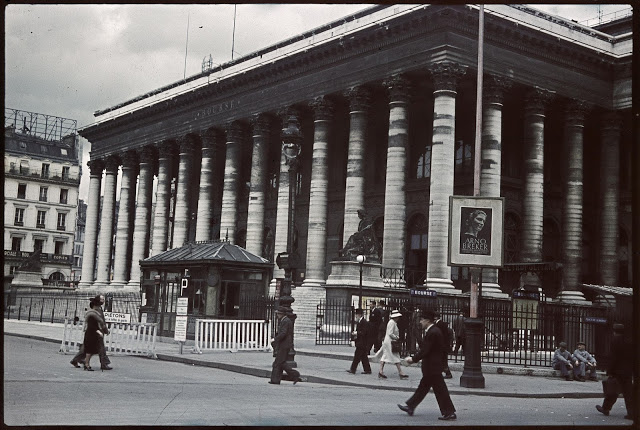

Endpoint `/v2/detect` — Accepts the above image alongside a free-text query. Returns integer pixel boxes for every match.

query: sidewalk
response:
[4,319,607,399]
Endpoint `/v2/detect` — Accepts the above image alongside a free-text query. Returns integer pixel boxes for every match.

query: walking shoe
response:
[577,376,586,382]
[361,371,372,374]
[268,381,280,385]
[346,369,356,374]
[70,360,80,368]
[293,377,302,385]
[397,404,414,416]
[595,405,609,416]
[438,413,457,421]
[564,376,573,381]
[100,365,113,370]
[589,377,598,381]
[378,373,387,379]
[444,373,453,379]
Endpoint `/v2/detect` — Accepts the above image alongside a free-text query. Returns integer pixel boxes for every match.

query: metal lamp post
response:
[275,113,302,369]
[356,254,366,309]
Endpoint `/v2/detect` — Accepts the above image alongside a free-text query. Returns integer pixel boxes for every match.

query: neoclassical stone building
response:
[78,5,632,335]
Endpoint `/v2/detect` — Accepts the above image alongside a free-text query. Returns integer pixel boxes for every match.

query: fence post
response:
[51,298,56,323]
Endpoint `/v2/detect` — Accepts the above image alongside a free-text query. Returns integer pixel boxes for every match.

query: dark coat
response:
[83,309,103,355]
[434,319,451,353]
[354,316,369,348]
[411,325,444,375]
[272,315,294,351]
[607,334,633,378]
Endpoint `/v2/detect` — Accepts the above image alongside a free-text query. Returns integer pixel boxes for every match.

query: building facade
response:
[77,5,633,335]
[4,108,81,288]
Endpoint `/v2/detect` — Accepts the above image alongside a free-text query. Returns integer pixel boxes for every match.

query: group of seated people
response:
[552,340,598,381]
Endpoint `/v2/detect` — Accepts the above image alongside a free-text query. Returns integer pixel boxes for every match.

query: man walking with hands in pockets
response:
[269,306,302,385]
[398,309,457,421]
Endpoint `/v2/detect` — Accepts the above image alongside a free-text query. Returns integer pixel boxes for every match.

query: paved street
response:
[4,336,632,426]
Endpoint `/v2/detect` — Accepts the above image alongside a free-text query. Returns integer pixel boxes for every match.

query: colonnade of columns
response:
[79,61,622,302]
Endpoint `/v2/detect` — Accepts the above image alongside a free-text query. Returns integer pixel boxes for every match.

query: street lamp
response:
[356,254,366,309]
[275,112,302,370]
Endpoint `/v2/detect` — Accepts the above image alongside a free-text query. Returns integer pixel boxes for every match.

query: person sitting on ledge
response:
[552,341,575,381]
[573,341,598,382]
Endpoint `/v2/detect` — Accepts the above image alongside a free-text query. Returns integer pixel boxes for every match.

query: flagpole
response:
[184,12,190,80]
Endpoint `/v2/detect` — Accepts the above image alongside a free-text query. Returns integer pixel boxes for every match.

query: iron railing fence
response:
[316,293,626,369]
[316,300,355,345]
[4,291,140,324]
[380,268,426,290]
[238,295,277,338]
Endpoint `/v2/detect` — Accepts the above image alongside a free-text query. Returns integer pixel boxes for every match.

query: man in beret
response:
[269,306,302,385]
[398,309,457,421]
[552,341,574,381]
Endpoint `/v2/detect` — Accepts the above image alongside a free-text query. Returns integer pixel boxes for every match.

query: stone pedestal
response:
[10,271,43,289]
[326,260,384,289]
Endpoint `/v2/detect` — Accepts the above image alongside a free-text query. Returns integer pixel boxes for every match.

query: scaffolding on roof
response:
[5,108,77,143]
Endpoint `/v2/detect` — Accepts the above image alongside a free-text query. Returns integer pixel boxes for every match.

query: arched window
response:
[414,147,432,179]
[49,272,65,281]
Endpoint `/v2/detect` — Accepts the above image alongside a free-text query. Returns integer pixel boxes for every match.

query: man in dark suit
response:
[269,306,302,385]
[368,301,381,354]
[434,313,453,378]
[398,309,457,421]
[347,308,372,374]
[596,323,633,420]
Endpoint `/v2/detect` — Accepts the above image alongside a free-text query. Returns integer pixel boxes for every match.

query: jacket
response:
[607,334,633,377]
[354,316,369,348]
[411,324,444,375]
[272,315,294,351]
[552,349,573,366]
[96,305,110,335]
[434,319,451,352]
[573,349,596,364]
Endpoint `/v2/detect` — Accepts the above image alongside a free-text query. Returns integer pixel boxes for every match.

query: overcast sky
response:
[4,3,632,200]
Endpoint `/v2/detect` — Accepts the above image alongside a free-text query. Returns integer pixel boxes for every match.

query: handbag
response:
[391,340,401,353]
[602,377,620,397]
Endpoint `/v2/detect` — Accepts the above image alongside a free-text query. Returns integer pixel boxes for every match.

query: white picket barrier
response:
[193,319,272,353]
[60,318,158,358]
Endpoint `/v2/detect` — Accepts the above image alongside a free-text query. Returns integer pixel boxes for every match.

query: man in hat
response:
[596,323,633,420]
[347,308,372,374]
[552,341,574,381]
[269,306,302,385]
[368,301,381,354]
[398,309,457,421]
[70,295,112,370]
[572,341,597,382]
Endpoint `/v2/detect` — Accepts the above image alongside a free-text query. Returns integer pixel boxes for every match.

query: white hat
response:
[389,310,402,319]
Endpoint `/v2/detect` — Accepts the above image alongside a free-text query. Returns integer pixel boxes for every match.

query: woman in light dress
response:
[370,309,409,379]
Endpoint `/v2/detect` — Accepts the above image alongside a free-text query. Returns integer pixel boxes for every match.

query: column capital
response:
[309,96,334,121]
[225,121,244,143]
[565,99,592,125]
[524,86,555,114]
[383,74,411,103]
[87,159,105,175]
[277,106,302,124]
[139,145,157,164]
[201,127,224,148]
[104,155,121,173]
[249,114,272,136]
[344,86,372,112]
[428,61,467,92]
[176,134,198,153]
[121,150,139,170]
[484,76,512,105]
[601,111,623,131]
[158,140,177,158]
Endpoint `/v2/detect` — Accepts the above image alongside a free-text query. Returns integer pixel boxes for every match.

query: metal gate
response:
[315,300,354,345]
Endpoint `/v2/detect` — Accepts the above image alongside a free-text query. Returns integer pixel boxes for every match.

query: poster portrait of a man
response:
[459,207,492,256]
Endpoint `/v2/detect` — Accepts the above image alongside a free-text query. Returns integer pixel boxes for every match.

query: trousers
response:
[270,347,300,383]
[603,376,633,415]
[350,345,371,373]
[406,373,456,416]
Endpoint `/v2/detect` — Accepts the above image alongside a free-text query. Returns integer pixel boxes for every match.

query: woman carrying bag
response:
[370,310,408,379]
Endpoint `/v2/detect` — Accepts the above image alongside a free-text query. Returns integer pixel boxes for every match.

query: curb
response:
[5,331,62,346]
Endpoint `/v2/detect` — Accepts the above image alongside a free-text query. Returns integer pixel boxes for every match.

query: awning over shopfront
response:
[142,240,271,267]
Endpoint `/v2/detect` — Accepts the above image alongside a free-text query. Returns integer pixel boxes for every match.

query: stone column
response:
[127,146,156,289]
[246,115,271,256]
[112,151,139,287]
[151,141,175,256]
[479,77,511,298]
[556,100,591,304]
[342,86,371,246]
[196,128,222,242]
[220,122,244,244]
[599,112,622,285]
[425,62,467,293]
[519,87,554,290]
[303,96,334,287]
[381,75,411,270]
[172,135,197,248]
[78,159,104,288]
[95,155,120,286]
